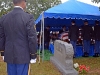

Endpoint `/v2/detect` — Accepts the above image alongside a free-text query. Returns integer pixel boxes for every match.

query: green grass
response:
[38,50,53,61]
[0,51,100,75]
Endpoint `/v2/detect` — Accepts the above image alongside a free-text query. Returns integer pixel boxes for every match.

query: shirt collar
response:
[14,6,23,10]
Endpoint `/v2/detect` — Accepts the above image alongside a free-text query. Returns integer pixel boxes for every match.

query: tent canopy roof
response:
[36,0,100,28]
[45,0,100,15]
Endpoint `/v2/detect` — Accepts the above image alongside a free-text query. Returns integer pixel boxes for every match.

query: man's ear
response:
[22,1,26,10]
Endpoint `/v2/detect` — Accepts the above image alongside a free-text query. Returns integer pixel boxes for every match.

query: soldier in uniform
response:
[82,20,93,57]
[0,0,37,75]
[44,26,50,49]
[69,20,79,57]
[93,21,100,57]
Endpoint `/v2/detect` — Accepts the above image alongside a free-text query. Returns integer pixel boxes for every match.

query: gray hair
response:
[13,0,26,4]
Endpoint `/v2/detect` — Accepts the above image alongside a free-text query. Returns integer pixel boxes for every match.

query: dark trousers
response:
[44,42,49,50]
[94,41,100,53]
[7,63,29,75]
[70,41,76,56]
[83,40,90,53]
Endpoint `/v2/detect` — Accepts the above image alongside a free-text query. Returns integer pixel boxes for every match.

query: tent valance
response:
[36,0,100,27]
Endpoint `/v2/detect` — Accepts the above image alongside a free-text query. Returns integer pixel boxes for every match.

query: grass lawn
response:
[0,50,100,75]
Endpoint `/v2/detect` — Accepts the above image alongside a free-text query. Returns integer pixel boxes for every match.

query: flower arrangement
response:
[74,63,90,74]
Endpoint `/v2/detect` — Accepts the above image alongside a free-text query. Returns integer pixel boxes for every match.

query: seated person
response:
[59,25,66,34]
[50,32,58,43]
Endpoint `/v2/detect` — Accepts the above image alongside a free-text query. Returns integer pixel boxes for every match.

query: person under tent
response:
[82,20,93,57]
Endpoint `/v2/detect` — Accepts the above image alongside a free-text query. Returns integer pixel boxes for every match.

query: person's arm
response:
[26,15,37,59]
[0,17,5,56]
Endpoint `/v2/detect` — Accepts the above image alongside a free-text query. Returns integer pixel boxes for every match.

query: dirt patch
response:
[89,68,100,74]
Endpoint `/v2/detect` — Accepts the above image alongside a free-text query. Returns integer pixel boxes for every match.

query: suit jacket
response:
[82,25,93,40]
[0,8,37,64]
[69,25,79,41]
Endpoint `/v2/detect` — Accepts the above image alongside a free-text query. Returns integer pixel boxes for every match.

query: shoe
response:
[82,54,86,57]
[85,53,89,57]
[82,52,86,57]
[97,53,100,57]
[73,55,76,58]
[93,54,97,57]
[93,53,99,57]
[82,52,89,57]
[82,54,88,57]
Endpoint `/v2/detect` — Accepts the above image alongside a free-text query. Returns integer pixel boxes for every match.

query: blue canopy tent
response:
[36,0,100,29]
[36,0,100,61]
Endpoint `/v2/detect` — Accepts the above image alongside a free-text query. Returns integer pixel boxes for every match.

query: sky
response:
[61,0,100,7]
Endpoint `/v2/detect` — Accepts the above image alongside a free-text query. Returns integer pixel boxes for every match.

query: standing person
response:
[44,26,50,50]
[0,0,37,75]
[82,20,93,57]
[69,20,79,57]
[93,21,100,57]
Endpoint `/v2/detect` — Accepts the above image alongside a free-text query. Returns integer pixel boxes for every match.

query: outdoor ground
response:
[0,51,100,75]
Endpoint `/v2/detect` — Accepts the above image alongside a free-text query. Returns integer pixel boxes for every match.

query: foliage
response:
[26,0,61,19]
[91,0,100,3]
[0,0,13,16]
[0,0,61,19]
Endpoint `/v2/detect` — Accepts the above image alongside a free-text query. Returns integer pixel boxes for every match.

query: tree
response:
[26,0,61,19]
[91,0,100,3]
[0,0,13,16]
[0,0,61,19]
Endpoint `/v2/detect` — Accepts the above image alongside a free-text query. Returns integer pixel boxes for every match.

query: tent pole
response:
[38,13,43,64]
[42,11,44,62]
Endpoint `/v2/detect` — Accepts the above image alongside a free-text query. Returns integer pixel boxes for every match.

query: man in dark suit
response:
[0,0,37,75]
[93,21,100,57]
[69,20,79,57]
[44,26,50,49]
[82,20,93,57]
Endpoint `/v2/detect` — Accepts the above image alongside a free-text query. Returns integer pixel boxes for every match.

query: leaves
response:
[91,0,100,3]
[0,0,13,16]
[0,0,61,19]
[26,0,61,19]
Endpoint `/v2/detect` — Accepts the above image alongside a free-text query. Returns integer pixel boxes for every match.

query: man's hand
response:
[2,56,4,60]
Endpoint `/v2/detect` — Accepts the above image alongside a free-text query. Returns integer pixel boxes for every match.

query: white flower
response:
[74,63,79,68]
